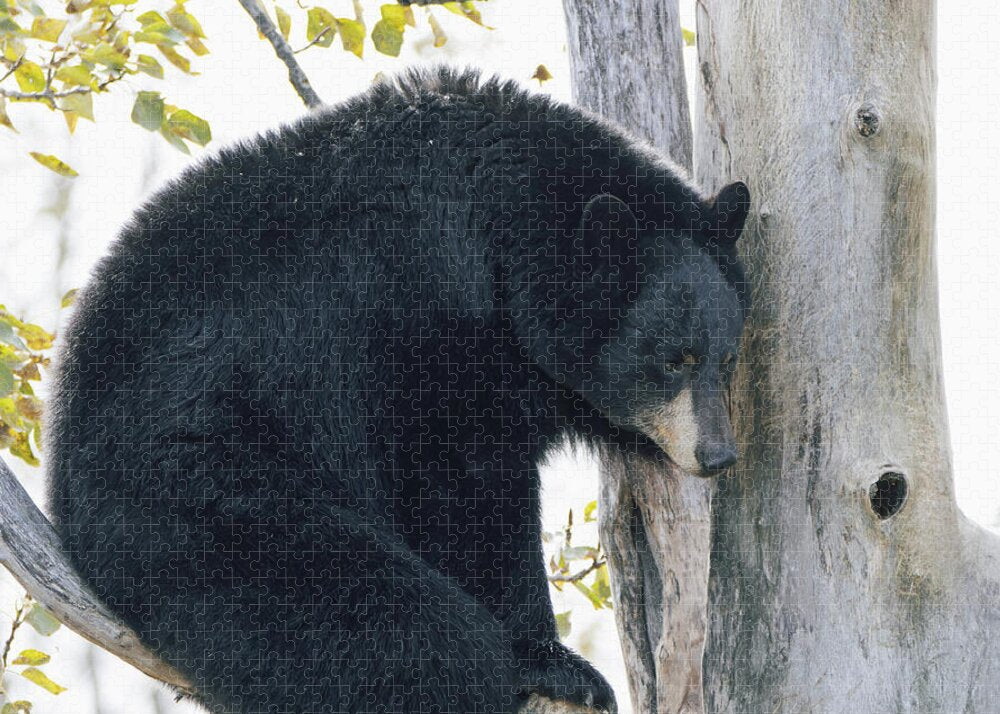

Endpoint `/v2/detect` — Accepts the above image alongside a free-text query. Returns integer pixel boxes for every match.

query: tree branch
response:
[236,0,322,108]
[0,456,193,695]
[0,87,90,101]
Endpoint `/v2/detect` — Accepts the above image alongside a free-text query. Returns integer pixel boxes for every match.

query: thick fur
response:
[47,67,748,714]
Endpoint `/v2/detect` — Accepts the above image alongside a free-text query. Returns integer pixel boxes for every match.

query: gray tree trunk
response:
[563,4,711,714]
[694,0,1000,711]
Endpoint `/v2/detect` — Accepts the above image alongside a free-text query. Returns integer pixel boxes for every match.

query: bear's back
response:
[45,67,705,552]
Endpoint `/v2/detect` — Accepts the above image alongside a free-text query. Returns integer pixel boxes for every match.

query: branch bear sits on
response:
[47,67,750,714]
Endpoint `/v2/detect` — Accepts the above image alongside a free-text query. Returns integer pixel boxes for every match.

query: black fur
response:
[47,67,749,714]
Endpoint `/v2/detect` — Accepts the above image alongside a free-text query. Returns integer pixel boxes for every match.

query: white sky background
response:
[0,1,998,713]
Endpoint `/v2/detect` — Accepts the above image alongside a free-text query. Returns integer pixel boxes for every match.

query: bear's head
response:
[519,182,751,477]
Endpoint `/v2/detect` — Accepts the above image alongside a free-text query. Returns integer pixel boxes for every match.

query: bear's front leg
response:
[512,638,617,714]
[436,444,617,713]
[518,692,610,714]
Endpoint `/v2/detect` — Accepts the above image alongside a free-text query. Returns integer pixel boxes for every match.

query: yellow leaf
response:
[442,1,491,28]
[28,152,78,178]
[60,289,78,307]
[379,4,408,30]
[29,17,67,42]
[185,36,209,56]
[427,11,446,48]
[0,96,16,132]
[10,431,39,466]
[19,667,66,695]
[682,27,696,47]
[306,7,336,46]
[530,64,553,84]
[63,110,78,134]
[275,6,291,40]
[166,5,205,38]
[16,322,54,349]
[336,18,364,58]
[14,61,45,93]
[12,649,50,666]
[158,44,193,73]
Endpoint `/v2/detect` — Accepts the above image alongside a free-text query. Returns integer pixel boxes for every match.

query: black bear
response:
[47,67,749,714]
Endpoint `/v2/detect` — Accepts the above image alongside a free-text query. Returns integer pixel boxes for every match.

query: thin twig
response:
[236,0,322,108]
[548,559,606,584]
[0,600,27,676]
[293,26,334,54]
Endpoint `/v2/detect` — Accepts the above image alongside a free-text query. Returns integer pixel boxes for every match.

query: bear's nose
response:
[696,443,738,474]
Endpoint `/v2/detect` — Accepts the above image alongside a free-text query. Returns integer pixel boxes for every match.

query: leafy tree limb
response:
[236,0,321,108]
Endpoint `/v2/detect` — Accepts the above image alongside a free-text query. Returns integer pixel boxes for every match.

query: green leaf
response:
[306,7,335,47]
[682,27,696,47]
[25,604,61,636]
[28,152,77,177]
[572,579,605,610]
[0,321,26,350]
[592,564,612,605]
[166,5,205,38]
[136,10,167,26]
[59,92,93,121]
[83,43,128,70]
[29,17,66,42]
[13,649,51,666]
[371,18,402,57]
[275,6,291,40]
[131,91,164,131]
[554,611,572,639]
[134,24,185,46]
[55,64,94,88]
[20,667,66,695]
[17,0,45,16]
[336,18,364,58]
[158,124,190,154]
[14,61,44,93]
[0,364,14,396]
[11,430,39,466]
[562,546,598,562]
[157,44,192,73]
[60,288,78,307]
[135,54,163,78]
[583,500,597,522]
[166,108,210,146]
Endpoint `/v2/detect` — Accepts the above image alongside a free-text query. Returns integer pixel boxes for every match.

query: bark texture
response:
[562,3,709,714]
[694,1,1000,711]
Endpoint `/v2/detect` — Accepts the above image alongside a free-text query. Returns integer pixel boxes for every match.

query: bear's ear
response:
[705,181,751,243]
[579,193,638,261]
